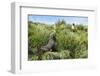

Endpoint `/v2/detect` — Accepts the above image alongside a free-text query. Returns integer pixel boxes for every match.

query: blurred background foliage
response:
[28,20,88,60]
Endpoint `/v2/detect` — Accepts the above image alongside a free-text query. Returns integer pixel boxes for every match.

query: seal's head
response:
[49,32,56,41]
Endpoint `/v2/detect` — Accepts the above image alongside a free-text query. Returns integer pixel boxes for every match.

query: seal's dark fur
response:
[38,32,57,60]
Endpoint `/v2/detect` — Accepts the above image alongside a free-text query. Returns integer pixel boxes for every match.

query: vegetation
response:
[28,20,88,60]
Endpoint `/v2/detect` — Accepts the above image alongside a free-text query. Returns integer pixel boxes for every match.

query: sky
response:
[28,15,88,25]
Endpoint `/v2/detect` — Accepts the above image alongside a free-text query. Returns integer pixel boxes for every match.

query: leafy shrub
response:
[28,21,88,60]
[41,50,70,60]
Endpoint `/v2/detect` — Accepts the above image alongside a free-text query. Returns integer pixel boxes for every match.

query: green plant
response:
[28,21,88,60]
